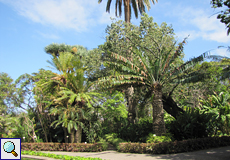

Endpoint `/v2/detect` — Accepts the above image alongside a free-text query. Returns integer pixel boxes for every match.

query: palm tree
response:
[93,36,213,135]
[39,50,101,143]
[98,0,158,23]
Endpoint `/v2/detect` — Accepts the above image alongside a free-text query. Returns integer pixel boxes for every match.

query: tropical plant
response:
[199,91,230,135]
[169,107,214,141]
[38,49,102,143]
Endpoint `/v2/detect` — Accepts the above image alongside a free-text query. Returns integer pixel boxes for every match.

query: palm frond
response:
[119,0,122,17]
[106,0,112,13]
[131,0,138,19]
[208,55,230,61]
[143,0,151,11]
[161,39,186,75]
[170,51,211,78]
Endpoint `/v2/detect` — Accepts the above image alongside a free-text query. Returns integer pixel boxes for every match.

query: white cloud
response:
[1,0,114,32]
[168,4,230,43]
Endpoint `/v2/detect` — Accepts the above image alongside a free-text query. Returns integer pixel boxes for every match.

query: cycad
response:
[93,38,212,136]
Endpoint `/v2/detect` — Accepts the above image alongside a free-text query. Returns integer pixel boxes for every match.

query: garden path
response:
[22,146,230,160]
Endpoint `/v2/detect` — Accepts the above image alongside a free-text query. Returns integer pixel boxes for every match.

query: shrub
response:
[118,136,230,154]
[97,138,108,151]
[104,133,125,149]
[21,142,106,152]
[146,133,172,143]
[168,107,213,141]
[118,117,152,142]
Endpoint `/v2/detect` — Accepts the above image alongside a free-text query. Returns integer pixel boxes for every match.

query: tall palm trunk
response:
[74,124,82,143]
[152,83,166,136]
[124,0,131,23]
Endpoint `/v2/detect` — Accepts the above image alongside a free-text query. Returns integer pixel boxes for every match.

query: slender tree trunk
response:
[152,83,166,136]
[36,105,49,142]
[70,128,75,143]
[64,128,68,143]
[74,124,82,143]
[125,86,135,123]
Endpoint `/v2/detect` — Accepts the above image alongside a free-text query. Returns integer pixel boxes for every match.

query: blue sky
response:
[1,0,230,82]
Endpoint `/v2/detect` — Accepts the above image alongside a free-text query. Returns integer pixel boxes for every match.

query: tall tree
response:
[98,0,157,23]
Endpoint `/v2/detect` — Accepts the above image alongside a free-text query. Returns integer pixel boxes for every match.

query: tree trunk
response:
[64,128,68,143]
[152,83,166,136]
[162,94,184,119]
[124,0,131,23]
[36,105,49,142]
[70,128,75,143]
[125,85,135,123]
[74,124,82,143]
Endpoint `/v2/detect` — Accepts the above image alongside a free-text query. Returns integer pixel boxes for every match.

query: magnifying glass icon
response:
[3,141,18,157]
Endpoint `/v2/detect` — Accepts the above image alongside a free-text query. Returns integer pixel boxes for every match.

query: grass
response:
[21,150,103,160]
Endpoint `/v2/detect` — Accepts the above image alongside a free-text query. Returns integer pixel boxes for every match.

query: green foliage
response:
[169,107,214,141]
[101,91,127,120]
[118,117,153,142]
[146,133,172,143]
[211,0,230,35]
[22,150,103,160]
[96,138,109,151]
[199,91,230,135]
[104,133,125,148]
[37,49,103,143]
[0,72,18,113]
[84,120,102,143]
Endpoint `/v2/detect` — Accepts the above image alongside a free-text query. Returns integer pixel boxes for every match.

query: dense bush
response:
[21,142,107,152]
[168,107,214,141]
[104,133,125,149]
[199,91,230,136]
[118,117,153,142]
[96,138,109,151]
[118,136,230,154]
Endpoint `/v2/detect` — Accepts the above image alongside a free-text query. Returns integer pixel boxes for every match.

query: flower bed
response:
[21,142,106,152]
